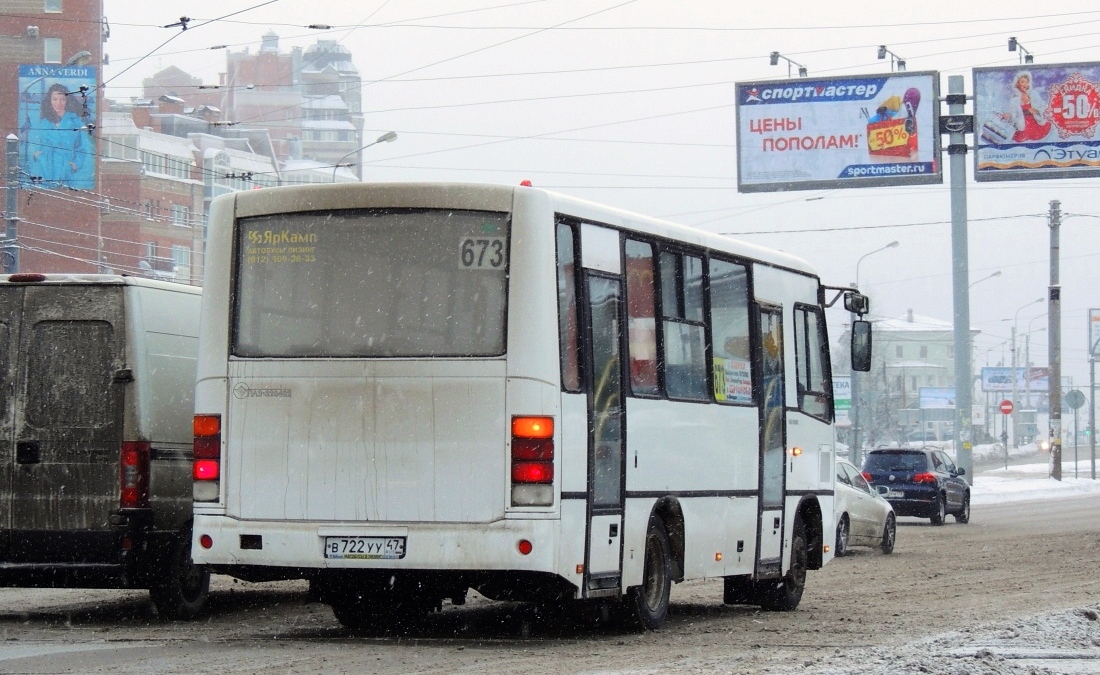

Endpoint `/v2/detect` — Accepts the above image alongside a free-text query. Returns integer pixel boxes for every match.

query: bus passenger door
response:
[756,305,786,577]
[584,274,625,595]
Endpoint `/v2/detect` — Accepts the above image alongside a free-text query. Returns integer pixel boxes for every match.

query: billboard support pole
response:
[947,75,974,485]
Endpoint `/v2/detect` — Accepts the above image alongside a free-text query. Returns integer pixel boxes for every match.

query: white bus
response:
[191,182,871,630]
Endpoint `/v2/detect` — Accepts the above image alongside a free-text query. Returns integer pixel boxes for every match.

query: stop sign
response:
[999,399,1014,415]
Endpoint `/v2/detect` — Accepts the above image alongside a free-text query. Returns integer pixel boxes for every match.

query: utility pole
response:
[946,75,974,483]
[4,134,18,274]
[1048,200,1062,481]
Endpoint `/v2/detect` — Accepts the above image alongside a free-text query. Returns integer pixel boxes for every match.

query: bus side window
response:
[794,304,832,421]
[624,239,658,396]
[708,258,752,405]
[556,222,582,391]
[659,250,708,401]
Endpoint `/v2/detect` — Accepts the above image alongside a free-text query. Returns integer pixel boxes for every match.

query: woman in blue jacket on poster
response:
[28,83,93,189]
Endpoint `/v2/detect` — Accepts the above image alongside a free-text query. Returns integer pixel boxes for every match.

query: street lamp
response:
[968,270,1001,290]
[331,131,398,183]
[849,240,900,463]
[769,51,808,78]
[1011,297,1044,446]
[876,45,906,72]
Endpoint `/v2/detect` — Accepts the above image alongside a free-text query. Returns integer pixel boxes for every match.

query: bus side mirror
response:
[851,320,872,372]
[844,291,869,316]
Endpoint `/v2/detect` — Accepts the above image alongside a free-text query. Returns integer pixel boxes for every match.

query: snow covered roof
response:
[302,95,348,111]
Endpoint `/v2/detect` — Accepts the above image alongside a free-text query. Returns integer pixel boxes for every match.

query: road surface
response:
[0,493,1097,674]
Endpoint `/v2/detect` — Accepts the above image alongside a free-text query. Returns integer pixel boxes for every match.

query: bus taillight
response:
[120,441,151,509]
[193,414,221,502]
[511,416,554,506]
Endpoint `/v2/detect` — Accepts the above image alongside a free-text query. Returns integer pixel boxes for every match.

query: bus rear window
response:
[234,208,509,358]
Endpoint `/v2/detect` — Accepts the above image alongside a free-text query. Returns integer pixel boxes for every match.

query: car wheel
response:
[623,514,672,630]
[955,492,971,524]
[759,516,807,612]
[930,493,946,526]
[880,514,896,554]
[835,516,850,557]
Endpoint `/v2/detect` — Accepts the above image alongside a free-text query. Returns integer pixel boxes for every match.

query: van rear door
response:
[0,283,126,562]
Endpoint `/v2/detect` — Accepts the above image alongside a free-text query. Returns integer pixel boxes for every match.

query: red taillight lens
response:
[511,416,554,489]
[193,459,220,481]
[511,438,553,461]
[912,472,937,484]
[512,461,554,484]
[193,414,221,482]
[861,471,873,482]
[120,441,151,509]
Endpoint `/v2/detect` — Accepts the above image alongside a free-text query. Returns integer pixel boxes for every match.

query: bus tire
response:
[624,515,672,630]
[759,516,807,612]
[150,526,210,621]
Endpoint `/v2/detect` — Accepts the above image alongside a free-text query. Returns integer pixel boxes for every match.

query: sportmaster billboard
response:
[735,72,941,192]
[974,62,1100,181]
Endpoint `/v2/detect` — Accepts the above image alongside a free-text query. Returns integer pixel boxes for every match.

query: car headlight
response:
[1040,439,1050,451]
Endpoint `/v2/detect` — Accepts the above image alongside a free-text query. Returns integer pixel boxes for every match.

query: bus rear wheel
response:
[623,515,672,630]
[759,516,807,612]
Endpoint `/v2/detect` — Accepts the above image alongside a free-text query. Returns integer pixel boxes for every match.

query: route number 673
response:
[460,237,506,269]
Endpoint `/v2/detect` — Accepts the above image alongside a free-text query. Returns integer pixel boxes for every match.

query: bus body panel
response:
[625,398,759,492]
[225,360,508,523]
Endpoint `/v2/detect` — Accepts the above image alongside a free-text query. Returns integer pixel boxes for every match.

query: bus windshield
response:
[234,208,509,358]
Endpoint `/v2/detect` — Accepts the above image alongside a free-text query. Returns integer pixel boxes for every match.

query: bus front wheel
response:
[623,515,672,630]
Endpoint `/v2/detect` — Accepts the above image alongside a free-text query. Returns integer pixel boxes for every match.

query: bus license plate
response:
[324,536,406,560]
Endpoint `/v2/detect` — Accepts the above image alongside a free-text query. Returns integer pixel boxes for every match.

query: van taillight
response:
[120,441,151,509]
[193,414,221,502]
[511,416,554,506]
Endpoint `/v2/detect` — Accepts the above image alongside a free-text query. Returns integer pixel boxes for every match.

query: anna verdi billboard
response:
[735,72,941,192]
[17,64,97,190]
[974,62,1100,182]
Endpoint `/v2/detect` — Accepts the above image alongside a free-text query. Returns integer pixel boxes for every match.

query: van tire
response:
[150,526,210,620]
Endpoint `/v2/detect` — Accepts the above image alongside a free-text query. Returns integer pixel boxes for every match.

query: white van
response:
[0,273,208,619]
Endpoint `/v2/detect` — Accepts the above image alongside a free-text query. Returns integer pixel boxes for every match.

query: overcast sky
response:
[101,1,1100,388]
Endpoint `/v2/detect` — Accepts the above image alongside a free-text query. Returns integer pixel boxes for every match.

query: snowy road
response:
[0,461,1096,674]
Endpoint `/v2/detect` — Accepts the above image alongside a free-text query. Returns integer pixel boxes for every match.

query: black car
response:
[860,448,970,526]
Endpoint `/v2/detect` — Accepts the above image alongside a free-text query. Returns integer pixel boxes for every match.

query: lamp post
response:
[769,51,808,78]
[1011,298,1044,447]
[331,131,397,183]
[849,240,900,464]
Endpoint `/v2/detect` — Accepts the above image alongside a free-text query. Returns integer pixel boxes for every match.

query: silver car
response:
[835,459,896,556]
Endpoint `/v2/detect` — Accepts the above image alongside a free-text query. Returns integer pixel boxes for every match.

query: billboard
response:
[974,62,1100,181]
[18,64,97,190]
[980,366,1049,393]
[735,72,941,192]
[919,387,955,410]
[833,375,851,426]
